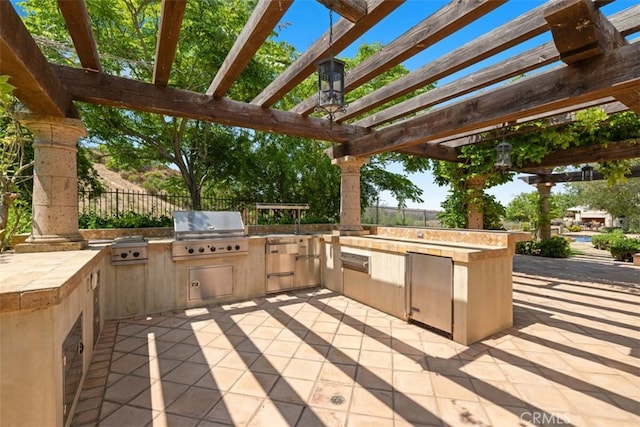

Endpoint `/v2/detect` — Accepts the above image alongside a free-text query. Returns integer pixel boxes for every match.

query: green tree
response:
[0,76,33,250]
[438,189,504,229]
[567,174,640,232]
[432,108,639,231]
[21,0,295,210]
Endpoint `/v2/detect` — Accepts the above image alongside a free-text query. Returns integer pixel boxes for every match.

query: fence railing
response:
[78,189,258,225]
[78,189,441,227]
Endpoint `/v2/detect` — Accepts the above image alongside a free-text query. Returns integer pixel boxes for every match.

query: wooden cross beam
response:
[545,0,639,114]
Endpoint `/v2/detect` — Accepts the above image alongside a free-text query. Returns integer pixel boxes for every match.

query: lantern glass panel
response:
[581,165,594,181]
[317,58,345,113]
[495,142,512,168]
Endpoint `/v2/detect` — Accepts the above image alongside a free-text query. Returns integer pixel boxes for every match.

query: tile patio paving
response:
[72,254,639,426]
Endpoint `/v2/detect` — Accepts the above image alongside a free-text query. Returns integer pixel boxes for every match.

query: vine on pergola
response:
[431,109,640,229]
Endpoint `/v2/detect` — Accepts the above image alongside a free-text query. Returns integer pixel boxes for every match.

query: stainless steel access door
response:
[266,240,297,293]
[406,253,453,334]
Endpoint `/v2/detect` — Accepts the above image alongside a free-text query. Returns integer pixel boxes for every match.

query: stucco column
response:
[466,176,485,230]
[536,182,554,241]
[332,156,368,231]
[16,114,88,252]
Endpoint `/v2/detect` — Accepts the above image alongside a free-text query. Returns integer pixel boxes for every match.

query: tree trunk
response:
[0,191,19,249]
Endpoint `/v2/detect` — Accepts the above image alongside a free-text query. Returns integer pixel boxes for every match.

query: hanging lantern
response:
[317,57,345,116]
[316,7,346,123]
[581,164,594,181]
[495,141,512,169]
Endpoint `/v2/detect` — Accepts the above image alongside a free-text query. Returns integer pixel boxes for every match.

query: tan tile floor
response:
[72,261,639,426]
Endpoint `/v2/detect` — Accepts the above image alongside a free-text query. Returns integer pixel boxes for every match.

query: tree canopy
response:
[18,0,433,217]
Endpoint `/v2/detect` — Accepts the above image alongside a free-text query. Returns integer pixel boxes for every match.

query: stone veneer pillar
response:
[536,182,554,241]
[332,156,368,232]
[466,176,485,230]
[16,114,88,252]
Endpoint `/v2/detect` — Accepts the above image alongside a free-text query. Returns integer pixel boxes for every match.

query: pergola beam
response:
[354,2,640,129]
[251,0,403,108]
[207,0,293,97]
[442,101,627,149]
[519,165,640,184]
[153,0,187,86]
[52,65,368,143]
[0,2,77,118]
[330,42,640,159]
[519,139,640,171]
[545,0,639,114]
[316,0,367,23]
[57,0,102,72]
[292,0,507,116]
[330,1,560,122]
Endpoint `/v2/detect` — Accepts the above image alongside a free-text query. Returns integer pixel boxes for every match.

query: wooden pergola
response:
[1,0,638,161]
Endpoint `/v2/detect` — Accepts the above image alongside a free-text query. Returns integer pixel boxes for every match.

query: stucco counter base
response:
[329,235,514,345]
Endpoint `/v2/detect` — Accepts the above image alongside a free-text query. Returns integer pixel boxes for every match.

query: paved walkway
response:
[72,251,639,426]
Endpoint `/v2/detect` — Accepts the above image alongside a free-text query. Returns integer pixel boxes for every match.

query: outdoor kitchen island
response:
[323,226,528,346]
[0,225,526,426]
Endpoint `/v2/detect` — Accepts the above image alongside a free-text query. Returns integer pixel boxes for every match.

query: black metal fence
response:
[78,189,257,225]
[78,189,441,227]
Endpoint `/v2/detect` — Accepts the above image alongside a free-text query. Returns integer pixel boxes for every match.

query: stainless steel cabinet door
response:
[407,253,453,333]
[188,265,234,301]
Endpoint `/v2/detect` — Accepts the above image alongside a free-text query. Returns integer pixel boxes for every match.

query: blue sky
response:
[275,0,635,210]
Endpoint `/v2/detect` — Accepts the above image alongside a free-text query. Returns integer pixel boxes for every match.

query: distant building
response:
[565,206,613,229]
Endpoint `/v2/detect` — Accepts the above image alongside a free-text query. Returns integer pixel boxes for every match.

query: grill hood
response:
[173,211,245,240]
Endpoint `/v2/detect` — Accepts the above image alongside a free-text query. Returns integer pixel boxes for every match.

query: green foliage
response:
[590,230,623,250]
[431,108,639,231]
[516,240,538,255]
[438,189,504,229]
[79,210,172,229]
[568,225,582,232]
[538,236,571,258]
[608,236,640,262]
[567,173,640,232]
[516,236,571,258]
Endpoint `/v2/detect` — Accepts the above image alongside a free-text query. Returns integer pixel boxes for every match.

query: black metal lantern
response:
[317,57,345,116]
[316,7,346,123]
[495,141,512,169]
[581,164,594,181]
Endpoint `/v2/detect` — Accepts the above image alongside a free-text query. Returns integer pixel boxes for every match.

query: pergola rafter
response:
[0,0,637,172]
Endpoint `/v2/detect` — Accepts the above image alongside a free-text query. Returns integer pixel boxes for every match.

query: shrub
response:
[79,211,172,229]
[591,230,624,250]
[537,236,571,258]
[568,225,582,232]
[608,237,640,262]
[516,240,537,255]
[516,236,571,258]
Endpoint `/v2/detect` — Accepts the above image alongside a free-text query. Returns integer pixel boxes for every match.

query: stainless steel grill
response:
[171,211,249,261]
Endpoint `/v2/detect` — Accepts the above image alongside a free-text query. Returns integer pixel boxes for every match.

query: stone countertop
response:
[0,246,107,313]
[338,235,509,263]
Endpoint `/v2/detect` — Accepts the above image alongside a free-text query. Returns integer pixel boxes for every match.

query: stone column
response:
[536,182,554,241]
[332,156,368,232]
[16,114,88,252]
[466,176,485,230]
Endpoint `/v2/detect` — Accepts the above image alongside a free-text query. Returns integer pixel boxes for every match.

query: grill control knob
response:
[198,247,205,253]
[133,251,140,257]
[188,247,194,254]
[235,245,241,250]
[210,246,216,252]
[227,245,232,251]
[120,252,128,259]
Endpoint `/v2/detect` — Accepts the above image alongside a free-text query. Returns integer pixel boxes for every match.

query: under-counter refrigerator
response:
[406,252,453,334]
